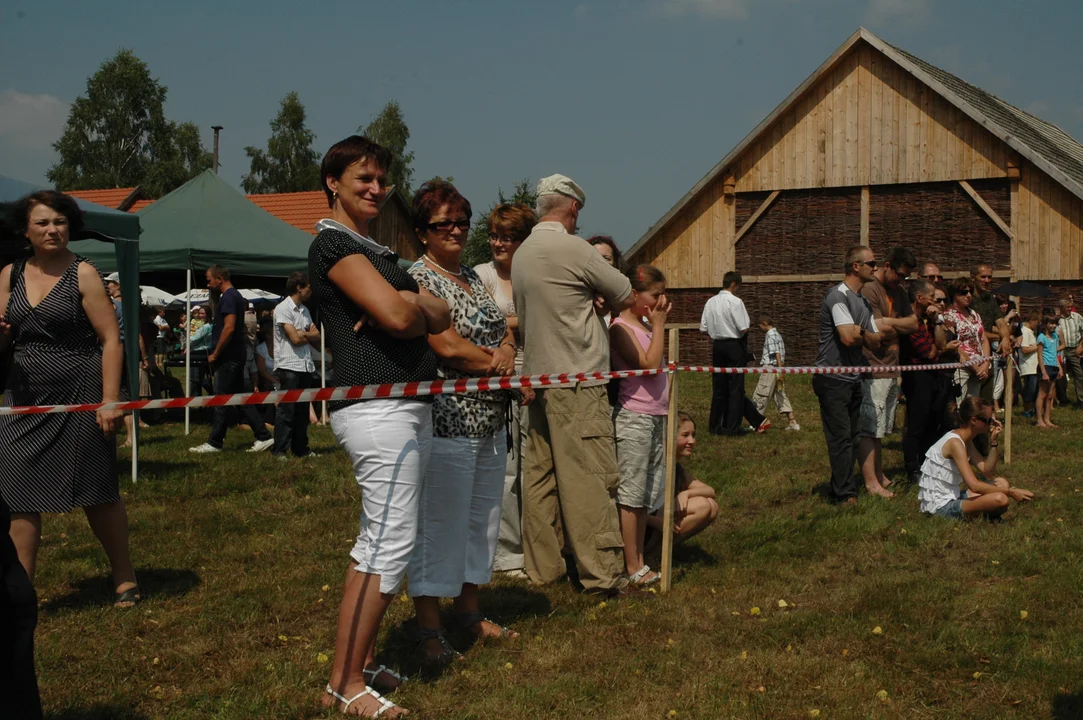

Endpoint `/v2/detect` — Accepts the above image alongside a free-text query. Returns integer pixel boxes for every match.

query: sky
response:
[1,0,1081,249]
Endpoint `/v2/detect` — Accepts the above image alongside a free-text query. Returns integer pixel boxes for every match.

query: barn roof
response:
[627,27,1083,261]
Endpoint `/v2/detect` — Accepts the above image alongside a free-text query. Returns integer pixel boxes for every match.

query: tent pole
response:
[185,268,191,435]
[320,322,327,424]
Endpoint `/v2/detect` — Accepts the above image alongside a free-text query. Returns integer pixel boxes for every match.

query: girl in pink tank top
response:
[609,265,671,587]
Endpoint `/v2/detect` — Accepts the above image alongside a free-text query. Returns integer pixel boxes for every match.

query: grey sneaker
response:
[189,443,221,454]
[248,438,274,453]
[786,423,801,431]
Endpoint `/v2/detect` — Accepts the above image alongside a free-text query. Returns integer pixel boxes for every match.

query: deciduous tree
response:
[242,92,321,194]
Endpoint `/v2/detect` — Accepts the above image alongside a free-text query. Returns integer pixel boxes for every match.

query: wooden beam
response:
[860,185,870,246]
[739,270,1012,284]
[959,180,1013,238]
[660,327,680,593]
[733,190,780,245]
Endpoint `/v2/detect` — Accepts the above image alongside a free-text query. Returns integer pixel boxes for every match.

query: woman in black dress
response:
[0,191,138,607]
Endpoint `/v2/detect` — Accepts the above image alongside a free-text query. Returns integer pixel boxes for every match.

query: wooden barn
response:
[626,27,1083,365]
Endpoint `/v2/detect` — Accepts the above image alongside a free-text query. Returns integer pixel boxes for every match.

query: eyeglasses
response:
[426,219,471,233]
[488,234,521,244]
[959,289,972,296]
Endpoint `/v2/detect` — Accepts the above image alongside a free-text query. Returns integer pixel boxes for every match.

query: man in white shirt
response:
[271,271,320,458]
[1056,298,1083,407]
[700,272,768,435]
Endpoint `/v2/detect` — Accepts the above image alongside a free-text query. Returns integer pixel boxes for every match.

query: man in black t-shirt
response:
[189,265,274,454]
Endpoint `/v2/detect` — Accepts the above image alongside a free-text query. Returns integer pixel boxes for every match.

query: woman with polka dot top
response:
[309,135,450,718]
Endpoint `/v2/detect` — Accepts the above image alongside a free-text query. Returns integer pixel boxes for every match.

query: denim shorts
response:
[1021,374,1039,403]
[932,498,964,519]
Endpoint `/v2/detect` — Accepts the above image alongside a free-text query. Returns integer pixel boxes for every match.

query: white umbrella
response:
[239,289,283,304]
[140,286,176,307]
[171,289,210,306]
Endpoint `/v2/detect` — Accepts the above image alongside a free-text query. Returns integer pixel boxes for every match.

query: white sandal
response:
[363,664,406,691]
[324,684,400,717]
[630,565,660,586]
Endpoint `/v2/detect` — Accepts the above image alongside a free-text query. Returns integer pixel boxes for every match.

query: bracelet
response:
[990,443,999,448]
[500,341,516,349]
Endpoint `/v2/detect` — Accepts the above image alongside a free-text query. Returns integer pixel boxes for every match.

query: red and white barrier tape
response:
[0,358,988,417]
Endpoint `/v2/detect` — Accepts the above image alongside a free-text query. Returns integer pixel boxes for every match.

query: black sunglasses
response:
[426,219,471,233]
[857,260,878,269]
[923,273,943,282]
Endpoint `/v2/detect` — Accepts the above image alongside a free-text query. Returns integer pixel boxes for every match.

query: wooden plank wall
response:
[372,197,420,261]
[1015,163,1083,281]
[637,176,732,288]
[735,44,1008,192]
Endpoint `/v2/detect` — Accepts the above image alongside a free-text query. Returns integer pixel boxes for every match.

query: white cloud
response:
[865,0,931,28]
[0,90,68,150]
[651,0,749,20]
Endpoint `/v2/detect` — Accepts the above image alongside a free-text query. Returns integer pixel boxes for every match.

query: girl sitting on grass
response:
[645,412,718,553]
[610,264,671,586]
[918,396,1033,520]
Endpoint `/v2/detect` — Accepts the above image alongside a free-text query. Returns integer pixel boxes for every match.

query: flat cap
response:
[104,272,120,283]
[536,174,585,208]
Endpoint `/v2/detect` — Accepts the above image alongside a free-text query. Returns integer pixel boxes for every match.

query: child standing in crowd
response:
[751,314,799,431]
[1017,311,1041,419]
[1037,316,1064,429]
[645,412,718,552]
[610,265,670,587]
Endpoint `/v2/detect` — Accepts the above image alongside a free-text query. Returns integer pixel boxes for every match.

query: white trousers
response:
[331,399,432,595]
[407,433,508,598]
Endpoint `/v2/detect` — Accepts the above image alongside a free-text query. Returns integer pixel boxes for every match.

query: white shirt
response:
[919,431,966,514]
[700,290,750,339]
[255,341,275,373]
[272,297,315,373]
[1019,326,1039,376]
[153,314,169,339]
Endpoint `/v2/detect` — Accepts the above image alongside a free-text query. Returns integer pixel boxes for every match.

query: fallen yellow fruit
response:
[842,648,849,656]
[973,671,982,679]
[668,712,678,718]
[317,653,329,664]
[872,626,883,635]
[876,690,888,701]
[278,635,288,642]
[777,599,789,608]
[321,584,330,592]
[739,650,748,661]
[786,644,793,652]
[750,607,761,616]
[597,601,607,609]
[1020,610,1029,619]
[758,686,766,693]
[504,662,514,670]
[809,711,821,718]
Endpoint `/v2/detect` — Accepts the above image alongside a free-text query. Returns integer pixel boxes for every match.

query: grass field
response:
[32,374,1083,719]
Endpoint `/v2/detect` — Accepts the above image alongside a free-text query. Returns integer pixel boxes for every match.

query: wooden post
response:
[660,328,680,593]
[1004,356,1013,464]
[860,186,870,246]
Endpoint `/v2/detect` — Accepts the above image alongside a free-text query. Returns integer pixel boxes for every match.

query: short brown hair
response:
[286,271,309,295]
[320,135,393,208]
[588,236,622,269]
[625,264,666,292]
[412,180,472,232]
[757,313,774,326]
[844,245,869,273]
[207,264,230,281]
[9,190,85,240]
[487,203,536,243]
[947,277,973,302]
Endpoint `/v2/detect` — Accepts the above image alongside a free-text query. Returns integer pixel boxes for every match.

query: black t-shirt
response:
[309,228,438,410]
[211,287,248,363]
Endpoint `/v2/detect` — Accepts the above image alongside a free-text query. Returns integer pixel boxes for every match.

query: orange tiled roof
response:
[68,188,138,209]
[246,191,326,235]
[129,199,154,213]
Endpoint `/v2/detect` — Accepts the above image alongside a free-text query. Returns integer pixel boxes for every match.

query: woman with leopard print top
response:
[405,181,526,665]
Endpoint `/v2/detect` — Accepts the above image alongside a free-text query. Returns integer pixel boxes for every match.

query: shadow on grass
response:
[380,584,552,681]
[673,543,718,567]
[47,707,150,720]
[41,567,200,612]
[124,459,199,477]
[1052,687,1083,719]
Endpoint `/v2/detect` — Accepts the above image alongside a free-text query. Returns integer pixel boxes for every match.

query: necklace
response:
[423,254,463,277]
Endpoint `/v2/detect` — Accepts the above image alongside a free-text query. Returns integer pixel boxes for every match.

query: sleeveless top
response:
[610,316,668,416]
[408,261,509,438]
[474,261,520,371]
[918,430,966,513]
[308,227,437,410]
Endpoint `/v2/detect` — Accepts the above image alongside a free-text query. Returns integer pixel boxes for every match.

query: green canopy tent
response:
[0,172,142,481]
[69,169,316,434]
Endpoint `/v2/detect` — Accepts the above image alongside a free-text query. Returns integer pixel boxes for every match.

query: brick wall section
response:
[868,179,1011,271]
[667,282,839,367]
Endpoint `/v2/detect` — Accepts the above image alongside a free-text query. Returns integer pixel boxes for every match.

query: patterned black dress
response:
[0,257,118,513]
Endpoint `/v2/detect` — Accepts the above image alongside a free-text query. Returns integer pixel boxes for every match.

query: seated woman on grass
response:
[645,412,718,553]
[918,396,1034,520]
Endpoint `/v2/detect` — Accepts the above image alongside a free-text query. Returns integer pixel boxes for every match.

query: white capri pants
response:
[407,432,508,598]
[331,398,433,595]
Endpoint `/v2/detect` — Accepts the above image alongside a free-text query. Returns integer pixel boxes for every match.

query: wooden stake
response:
[1004,355,1013,464]
[660,328,680,593]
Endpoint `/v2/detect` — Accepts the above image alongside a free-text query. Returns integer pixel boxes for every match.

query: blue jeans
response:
[932,498,964,519]
[208,359,271,448]
[272,369,314,456]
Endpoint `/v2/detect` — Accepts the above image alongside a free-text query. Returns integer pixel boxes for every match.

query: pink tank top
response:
[610,316,669,416]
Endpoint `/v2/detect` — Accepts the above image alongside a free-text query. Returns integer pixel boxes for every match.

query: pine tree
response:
[361,101,415,199]
[242,92,322,194]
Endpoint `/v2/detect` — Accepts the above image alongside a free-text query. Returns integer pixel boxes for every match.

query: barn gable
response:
[628,27,1083,364]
